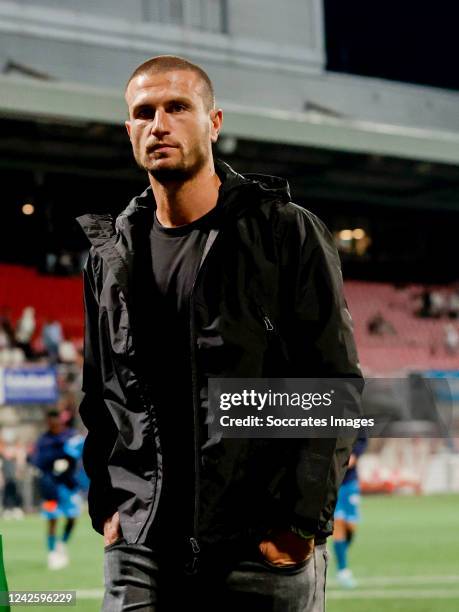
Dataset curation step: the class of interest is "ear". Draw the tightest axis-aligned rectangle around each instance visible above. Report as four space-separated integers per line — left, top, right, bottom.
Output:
210 109 223 143
125 120 132 139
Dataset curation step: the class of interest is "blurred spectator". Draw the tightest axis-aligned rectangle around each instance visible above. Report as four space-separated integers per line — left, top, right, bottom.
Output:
58 340 78 364
0 329 10 352
0 429 25 520
0 347 25 367
0 313 26 365
367 312 397 336
418 287 459 319
444 323 459 354
430 290 446 317
448 291 459 319
0 315 14 350
418 288 432 318
57 253 73 275
58 393 78 429
46 251 82 276
15 306 36 359
42 319 63 364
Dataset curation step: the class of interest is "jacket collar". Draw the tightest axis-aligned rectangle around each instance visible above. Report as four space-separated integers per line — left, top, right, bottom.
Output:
76 158 292 246
76 159 291 299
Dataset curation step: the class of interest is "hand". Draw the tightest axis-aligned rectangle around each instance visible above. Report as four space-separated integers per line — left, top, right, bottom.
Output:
103 511 122 547
259 529 315 567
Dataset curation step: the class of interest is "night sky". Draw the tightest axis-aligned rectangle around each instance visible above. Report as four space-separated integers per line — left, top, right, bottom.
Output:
324 1 459 91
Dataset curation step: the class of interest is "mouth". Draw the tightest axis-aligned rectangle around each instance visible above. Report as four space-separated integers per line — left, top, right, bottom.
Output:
148 144 176 153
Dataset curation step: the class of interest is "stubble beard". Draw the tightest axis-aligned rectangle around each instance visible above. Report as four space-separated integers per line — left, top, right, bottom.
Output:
137 144 209 184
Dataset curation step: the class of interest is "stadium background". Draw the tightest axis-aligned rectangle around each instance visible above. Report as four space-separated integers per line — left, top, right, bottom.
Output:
0 1 458 610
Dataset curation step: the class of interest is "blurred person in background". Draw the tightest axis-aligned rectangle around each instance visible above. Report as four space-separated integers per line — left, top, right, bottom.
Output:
28 409 83 570
61 432 88 499
41 319 63 364
418 288 433 318
78 55 361 611
59 394 89 496
444 323 459 354
15 306 36 359
333 435 367 588
58 340 78 364
430 290 446 318
447 289 459 319
0 314 14 351
0 315 17 367
58 393 78 429
0 429 25 520
367 311 396 336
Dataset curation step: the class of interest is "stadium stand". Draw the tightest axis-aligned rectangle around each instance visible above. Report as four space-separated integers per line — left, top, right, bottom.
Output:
0 265 83 343
2 265 459 375
345 281 459 374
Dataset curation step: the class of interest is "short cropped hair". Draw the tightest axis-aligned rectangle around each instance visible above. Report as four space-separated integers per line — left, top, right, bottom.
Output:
125 55 215 111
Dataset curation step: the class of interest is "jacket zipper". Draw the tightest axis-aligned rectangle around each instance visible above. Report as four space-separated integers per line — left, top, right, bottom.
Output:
186 228 219 573
254 297 274 332
125 301 164 545
112 242 164 546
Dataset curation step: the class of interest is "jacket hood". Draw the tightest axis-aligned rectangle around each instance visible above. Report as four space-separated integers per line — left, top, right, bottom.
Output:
215 158 292 206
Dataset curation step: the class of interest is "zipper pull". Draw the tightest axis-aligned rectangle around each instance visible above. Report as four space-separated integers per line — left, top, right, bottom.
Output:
254 297 274 331
190 537 200 555
186 537 200 575
263 316 274 331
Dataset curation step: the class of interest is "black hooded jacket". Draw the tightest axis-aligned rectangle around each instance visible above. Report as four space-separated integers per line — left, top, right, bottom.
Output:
77 159 362 554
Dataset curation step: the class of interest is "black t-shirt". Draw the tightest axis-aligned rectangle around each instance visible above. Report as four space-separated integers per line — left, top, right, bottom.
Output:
150 209 212 367
149 204 219 540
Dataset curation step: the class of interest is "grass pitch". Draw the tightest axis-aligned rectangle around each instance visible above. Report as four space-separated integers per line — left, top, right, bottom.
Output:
0 494 458 611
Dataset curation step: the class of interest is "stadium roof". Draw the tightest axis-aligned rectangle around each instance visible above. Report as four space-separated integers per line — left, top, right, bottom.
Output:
2 74 459 167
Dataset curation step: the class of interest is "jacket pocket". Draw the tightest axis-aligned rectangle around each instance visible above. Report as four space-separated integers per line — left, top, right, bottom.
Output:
103 537 125 552
255 543 314 575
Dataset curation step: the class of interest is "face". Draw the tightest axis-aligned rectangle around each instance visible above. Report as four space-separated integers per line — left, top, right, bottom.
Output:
125 70 222 182
47 415 62 434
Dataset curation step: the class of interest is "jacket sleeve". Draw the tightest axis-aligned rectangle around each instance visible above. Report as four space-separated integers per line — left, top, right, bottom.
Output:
278 205 364 537
79 251 118 535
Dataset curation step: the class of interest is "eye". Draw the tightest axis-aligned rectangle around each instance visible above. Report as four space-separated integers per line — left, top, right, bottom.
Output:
170 102 186 112
136 107 154 119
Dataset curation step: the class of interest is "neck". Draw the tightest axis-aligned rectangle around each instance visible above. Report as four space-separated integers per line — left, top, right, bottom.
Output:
150 162 221 228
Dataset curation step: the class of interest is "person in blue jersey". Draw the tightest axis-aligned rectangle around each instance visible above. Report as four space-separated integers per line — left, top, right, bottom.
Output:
333 435 368 588
64 432 89 495
28 409 84 570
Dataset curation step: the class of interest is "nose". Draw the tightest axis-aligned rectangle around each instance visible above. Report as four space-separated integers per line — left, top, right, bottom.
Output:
151 109 170 138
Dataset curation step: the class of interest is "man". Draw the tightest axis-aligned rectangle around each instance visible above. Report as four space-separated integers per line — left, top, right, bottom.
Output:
333 435 367 588
28 410 83 570
77 55 362 611
0 430 25 520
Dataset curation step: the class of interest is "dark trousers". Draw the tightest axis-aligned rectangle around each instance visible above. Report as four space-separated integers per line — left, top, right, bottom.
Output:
103 537 328 612
3 480 22 509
